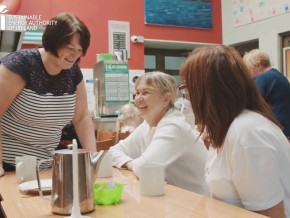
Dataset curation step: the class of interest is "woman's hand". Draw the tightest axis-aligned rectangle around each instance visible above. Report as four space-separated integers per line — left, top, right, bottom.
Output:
0 165 4 177
125 161 133 171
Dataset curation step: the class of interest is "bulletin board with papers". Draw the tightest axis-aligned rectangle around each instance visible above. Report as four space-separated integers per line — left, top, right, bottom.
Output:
103 63 130 102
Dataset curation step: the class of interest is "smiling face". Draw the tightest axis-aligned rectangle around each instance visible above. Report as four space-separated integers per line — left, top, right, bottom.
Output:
134 80 171 127
55 34 83 70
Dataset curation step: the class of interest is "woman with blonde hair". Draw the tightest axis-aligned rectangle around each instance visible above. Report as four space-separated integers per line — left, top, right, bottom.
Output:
180 44 290 217
109 71 209 195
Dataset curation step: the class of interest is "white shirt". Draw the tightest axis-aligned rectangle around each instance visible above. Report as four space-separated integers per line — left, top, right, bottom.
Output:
206 110 290 217
109 109 209 195
120 125 136 133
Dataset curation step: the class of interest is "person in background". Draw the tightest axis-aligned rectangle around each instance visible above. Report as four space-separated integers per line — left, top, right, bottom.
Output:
109 71 209 195
0 12 96 177
116 103 143 133
243 49 290 141
174 83 195 128
180 44 290 217
56 122 82 150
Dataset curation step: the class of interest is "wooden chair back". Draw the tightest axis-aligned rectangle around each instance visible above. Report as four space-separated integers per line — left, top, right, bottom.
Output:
96 139 115 151
118 131 130 141
96 130 117 151
95 130 130 151
97 130 117 141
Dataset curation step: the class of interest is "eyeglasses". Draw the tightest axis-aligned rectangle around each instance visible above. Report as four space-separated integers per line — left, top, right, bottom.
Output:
178 83 188 95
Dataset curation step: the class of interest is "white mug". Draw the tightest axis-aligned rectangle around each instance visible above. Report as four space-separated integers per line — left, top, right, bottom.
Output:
96 151 113 178
139 163 165 196
15 155 37 183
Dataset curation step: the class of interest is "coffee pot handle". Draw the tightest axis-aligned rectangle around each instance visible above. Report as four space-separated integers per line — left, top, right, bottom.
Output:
36 159 53 197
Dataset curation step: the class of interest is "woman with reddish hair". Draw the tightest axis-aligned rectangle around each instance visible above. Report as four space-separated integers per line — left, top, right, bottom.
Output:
180 44 290 217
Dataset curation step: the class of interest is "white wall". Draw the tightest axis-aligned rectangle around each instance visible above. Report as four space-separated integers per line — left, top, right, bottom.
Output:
222 0 290 70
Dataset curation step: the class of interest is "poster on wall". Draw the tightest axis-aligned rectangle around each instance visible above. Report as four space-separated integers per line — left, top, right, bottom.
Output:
104 63 130 102
233 0 290 27
144 0 212 29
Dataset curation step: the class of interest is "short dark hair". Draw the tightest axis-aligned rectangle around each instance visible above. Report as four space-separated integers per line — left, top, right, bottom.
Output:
42 13 90 60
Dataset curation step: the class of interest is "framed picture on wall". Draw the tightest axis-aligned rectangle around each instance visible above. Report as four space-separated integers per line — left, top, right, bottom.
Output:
283 47 290 80
144 0 212 29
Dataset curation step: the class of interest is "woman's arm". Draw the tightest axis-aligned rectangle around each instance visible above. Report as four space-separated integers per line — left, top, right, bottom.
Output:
0 125 4 177
255 201 285 218
0 64 26 176
109 124 145 168
72 80 96 152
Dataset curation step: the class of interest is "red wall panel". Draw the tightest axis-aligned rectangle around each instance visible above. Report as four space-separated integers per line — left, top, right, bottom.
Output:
15 0 222 69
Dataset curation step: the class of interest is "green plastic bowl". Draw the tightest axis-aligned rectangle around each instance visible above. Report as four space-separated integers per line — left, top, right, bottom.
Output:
93 182 124 205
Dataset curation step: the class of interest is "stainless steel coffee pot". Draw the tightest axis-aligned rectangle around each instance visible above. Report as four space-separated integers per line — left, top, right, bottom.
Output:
50 149 105 215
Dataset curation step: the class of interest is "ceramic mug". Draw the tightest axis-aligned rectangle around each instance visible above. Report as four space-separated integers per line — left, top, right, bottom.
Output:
139 163 165 196
15 155 37 183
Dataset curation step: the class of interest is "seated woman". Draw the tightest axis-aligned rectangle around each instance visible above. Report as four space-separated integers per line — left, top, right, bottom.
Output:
180 44 290 217
109 71 209 195
116 103 143 133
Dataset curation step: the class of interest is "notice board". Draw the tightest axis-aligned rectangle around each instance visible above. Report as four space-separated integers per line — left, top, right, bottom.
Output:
103 62 129 102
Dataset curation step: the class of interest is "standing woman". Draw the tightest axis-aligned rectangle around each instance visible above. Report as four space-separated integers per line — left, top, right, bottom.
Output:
109 71 209 195
0 13 96 177
180 45 290 217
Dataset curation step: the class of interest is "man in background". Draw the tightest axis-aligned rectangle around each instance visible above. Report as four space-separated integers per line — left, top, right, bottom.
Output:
243 49 290 141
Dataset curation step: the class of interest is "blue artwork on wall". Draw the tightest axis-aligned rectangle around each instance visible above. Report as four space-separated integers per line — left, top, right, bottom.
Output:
145 0 212 29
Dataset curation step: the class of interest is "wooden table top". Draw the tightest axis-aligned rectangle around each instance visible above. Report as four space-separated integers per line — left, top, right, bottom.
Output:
0 168 268 218
0 168 52 201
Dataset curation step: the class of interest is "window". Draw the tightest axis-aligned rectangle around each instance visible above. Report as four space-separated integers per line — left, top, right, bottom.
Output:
144 48 189 76
165 56 185 70
145 55 156 69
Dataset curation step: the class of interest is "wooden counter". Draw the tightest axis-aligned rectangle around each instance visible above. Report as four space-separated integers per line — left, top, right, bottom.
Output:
0 168 268 218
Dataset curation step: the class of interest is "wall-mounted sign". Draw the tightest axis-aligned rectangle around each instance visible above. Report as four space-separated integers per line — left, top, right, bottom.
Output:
104 63 130 102
108 20 130 58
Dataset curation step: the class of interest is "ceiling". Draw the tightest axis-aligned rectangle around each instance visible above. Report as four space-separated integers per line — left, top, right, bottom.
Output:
144 39 259 54
144 39 217 50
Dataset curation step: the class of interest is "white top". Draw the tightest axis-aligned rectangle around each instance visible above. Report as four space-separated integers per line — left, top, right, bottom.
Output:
120 125 136 133
206 110 290 217
109 109 209 195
